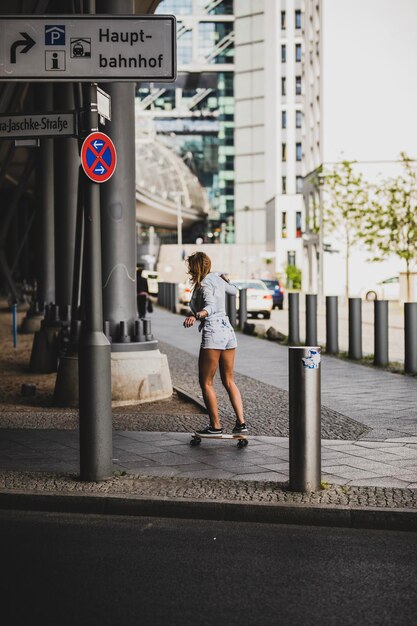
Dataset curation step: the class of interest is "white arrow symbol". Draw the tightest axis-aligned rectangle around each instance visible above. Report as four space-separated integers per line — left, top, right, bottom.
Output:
94 164 105 174
93 140 104 150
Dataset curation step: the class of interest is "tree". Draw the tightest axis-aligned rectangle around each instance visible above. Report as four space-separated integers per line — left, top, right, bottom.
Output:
360 152 417 301
320 160 369 299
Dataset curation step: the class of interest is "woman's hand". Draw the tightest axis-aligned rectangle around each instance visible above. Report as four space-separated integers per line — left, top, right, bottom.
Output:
183 315 196 328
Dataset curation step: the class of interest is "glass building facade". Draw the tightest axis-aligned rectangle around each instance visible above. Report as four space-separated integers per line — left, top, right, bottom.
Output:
136 0 235 244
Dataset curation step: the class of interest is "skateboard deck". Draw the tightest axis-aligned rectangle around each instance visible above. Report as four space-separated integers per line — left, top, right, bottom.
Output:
190 432 249 448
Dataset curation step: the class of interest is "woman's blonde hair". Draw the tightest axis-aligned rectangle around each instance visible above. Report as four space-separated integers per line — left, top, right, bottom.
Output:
186 252 211 288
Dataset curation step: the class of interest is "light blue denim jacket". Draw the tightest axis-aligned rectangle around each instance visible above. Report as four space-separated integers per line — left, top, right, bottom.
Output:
189 272 237 321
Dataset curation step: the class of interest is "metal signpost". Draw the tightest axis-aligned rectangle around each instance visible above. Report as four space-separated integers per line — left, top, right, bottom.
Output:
0 12 176 482
0 16 176 82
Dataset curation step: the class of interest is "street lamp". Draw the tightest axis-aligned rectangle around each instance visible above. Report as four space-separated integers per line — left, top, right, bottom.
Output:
172 190 185 258
244 205 250 279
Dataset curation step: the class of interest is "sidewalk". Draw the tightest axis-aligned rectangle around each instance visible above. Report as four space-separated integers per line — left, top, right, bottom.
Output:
0 305 416 530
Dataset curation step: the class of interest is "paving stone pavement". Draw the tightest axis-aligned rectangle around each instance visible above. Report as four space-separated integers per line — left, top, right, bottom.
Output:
152 306 417 441
0 305 416 513
1 430 417 490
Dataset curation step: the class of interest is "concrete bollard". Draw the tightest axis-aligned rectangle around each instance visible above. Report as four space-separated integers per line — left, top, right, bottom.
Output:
289 346 321 492
288 292 300 345
227 293 237 328
172 283 179 313
325 296 339 354
405 303 417 374
348 298 362 360
374 300 389 367
238 288 247 331
305 294 317 346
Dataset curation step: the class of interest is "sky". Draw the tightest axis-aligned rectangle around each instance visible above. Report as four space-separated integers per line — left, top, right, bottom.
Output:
322 0 417 166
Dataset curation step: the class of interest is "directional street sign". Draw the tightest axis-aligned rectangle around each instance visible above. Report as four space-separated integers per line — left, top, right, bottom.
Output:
81 131 117 183
0 15 176 82
0 112 76 139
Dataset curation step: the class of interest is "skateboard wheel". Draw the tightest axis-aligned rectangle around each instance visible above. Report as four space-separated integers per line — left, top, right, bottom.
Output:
237 439 248 449
190 437 201 446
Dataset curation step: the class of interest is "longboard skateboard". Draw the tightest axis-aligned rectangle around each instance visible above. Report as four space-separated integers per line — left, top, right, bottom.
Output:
190 433 249 448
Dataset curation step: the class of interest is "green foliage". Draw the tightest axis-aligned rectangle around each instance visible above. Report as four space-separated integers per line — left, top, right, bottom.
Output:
320 160 369 298
285 264 302 289
359 152 417 299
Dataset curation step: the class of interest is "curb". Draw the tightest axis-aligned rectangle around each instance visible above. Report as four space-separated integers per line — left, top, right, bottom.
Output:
173 385 207 412
1 490 416 532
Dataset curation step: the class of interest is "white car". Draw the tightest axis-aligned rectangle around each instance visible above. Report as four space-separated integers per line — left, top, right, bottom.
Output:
360 276 400 301
142 270 159 296
178 282 193 305
232 279 273 319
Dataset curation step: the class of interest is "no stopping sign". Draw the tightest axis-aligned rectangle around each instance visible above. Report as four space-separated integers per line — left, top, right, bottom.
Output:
81 131 117 183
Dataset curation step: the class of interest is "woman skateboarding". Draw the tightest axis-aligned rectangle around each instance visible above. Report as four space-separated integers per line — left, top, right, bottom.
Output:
183 251 247 437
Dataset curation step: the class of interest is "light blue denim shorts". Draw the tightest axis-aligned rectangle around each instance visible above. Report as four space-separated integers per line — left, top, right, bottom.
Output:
201 317 237 350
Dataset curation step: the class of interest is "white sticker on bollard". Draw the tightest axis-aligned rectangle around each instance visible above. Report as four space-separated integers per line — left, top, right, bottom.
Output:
302 349 321 369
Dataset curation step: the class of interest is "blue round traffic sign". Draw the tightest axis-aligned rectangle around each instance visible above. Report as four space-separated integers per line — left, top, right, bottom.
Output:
81 131 117 183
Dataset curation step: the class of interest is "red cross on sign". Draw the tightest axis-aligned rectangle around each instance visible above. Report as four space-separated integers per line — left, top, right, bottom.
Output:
80 131 117 183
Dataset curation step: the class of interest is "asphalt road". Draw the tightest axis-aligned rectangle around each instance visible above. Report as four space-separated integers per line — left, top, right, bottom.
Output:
1 510 416 626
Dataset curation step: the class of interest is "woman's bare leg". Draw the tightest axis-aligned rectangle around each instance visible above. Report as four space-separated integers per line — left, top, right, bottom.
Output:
219 349 244 423
198 348 222 428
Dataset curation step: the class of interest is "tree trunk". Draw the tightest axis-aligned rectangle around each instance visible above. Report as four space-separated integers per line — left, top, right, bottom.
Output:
406 259 410 301
345 240 350 301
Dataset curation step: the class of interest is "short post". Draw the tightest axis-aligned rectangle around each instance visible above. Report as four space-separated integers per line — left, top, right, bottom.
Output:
405 303 417 374
238 288 247 331
374 300 389 367
12 303 17 349
305 294 317 346
227 293 237 329
325 296 339 354
289 346 321 492
288 292 300 345
172 283 178 313
348 297 362 360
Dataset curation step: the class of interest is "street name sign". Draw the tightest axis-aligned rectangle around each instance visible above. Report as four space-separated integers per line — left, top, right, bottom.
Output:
0 112 76 138
0 15 176 82
81 131 117 183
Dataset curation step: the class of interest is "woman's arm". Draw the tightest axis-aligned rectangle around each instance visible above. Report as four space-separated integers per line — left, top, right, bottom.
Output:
220 273 237 296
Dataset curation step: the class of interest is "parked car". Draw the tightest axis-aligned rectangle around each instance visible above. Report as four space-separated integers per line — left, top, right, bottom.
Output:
178 281 193 305
142 270 159 296
233 279 273 319
360 276 400 301
260 279 285 310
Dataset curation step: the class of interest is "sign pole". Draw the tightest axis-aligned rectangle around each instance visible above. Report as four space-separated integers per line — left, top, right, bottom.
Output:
78 81 113 482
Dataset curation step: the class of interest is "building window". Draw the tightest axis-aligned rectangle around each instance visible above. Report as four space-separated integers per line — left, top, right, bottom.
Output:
295 9 302 29
296 110 302 128
281 10 286 30
282 176 287 194
295 76 302 95
281 44 286 63
296 143 302 161
295 211 302 237
281 77 286 96
296 176 303 194
295 43 302 62
282 143 287 162
287 250 296 266
281 212 287 238
281 110 287 129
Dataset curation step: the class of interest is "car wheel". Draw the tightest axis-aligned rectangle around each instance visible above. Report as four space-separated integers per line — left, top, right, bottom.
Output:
263 312 271 319
365 290 378 301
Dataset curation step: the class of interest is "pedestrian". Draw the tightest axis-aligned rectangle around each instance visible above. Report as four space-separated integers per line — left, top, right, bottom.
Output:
183 251 247 437
136 265 149 318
